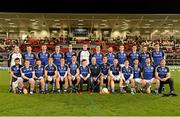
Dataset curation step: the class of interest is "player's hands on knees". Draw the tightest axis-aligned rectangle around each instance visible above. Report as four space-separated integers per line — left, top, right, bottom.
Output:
83 77 87 81
161 78 168 81
93 77 96 81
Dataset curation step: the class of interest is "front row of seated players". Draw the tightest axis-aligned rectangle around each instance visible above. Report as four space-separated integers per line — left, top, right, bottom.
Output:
10 56 176 95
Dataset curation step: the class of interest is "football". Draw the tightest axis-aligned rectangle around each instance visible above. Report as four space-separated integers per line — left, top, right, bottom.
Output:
102 88 109 94
47 76 53 82
23 88 28 94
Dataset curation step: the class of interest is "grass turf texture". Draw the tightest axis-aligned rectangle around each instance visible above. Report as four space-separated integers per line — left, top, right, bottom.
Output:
0 69 180 116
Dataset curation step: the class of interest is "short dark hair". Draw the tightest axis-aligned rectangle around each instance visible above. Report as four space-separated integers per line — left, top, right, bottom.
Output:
24 59 29 62
103 56 107 58
154 43 159 46
82 59 87 62
36 59 41 61
26 45 32 48
15 58 20 61
143 45 147 48
124 59 129 62
160 58 165 62
133 58 139 61
146 57 151 61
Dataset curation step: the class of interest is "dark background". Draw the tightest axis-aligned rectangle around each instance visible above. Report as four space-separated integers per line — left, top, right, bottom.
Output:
0 0 180 13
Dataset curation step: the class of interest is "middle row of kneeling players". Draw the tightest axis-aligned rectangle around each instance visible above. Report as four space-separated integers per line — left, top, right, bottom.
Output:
13 56 160 95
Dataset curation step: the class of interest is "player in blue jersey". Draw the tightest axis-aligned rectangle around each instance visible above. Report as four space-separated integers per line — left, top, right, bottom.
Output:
132 58 143 91
56 58 69 93
10 58 23 94
109 59 122 93
152 43 165 66
68 56 80 93
155 59 176 95
64 44 77 64
22 46 36 66
44 57 57 93
89 57 101 93
20 60 35 95
92 45 103 65
116 45 127 67
129 45 140 66
106 47 116 65
139 46 151 67
51 45 64 66
34 59 45 93
38 45 50 66
99 56 111 93
141 57 159 94
121 60 135 94
79 59 91 93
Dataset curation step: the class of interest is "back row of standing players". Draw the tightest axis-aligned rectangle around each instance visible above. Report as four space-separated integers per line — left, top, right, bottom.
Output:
9 43 175 94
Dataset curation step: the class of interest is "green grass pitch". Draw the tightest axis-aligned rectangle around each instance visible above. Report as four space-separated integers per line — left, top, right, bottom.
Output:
0 69 180 116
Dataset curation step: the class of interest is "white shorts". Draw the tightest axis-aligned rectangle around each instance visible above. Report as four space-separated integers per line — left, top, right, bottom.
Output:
60 76 66 82
47 76 53 82
71 75 76 81
113 75 121 81
36 77 43 80
125 79 130 85
134 78 142 83
144 78 155 84
102 74 108 80
12 77 23 90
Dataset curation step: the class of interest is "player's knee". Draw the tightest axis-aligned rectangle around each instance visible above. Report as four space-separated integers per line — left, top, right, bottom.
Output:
141 80 146 86
168 78 173 82
155 79 160 84
76 76 80 80
56 79 60 84
68 76 71 81
65 77 68 82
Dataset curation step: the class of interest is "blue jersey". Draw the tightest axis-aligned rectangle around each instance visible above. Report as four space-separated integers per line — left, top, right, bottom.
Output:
69 62 79 76
21 66 34 79
79 66 90 77
139 52 151 67
106 53 115 64
92 52 103 65
22 52 36 66
51 52 63 65
122 66 133 80
132 65 141 79
57 64 68 76
142 65 155 80
116 51 127 64
11 65 23 82
152 50 164 66
64 50 76 64
45 64 57 76
156 66 170 79
129 51 139 66
38 52 50 66
100 63 110 75
34 65 44 78
110 64 121 76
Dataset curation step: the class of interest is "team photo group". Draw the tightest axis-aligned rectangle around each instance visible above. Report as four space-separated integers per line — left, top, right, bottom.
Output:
9 43 177 95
